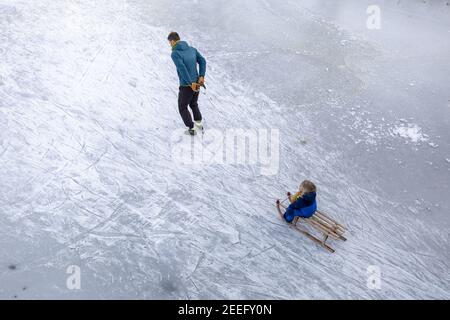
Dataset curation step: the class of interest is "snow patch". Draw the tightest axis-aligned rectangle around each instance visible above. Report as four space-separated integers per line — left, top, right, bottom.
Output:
392 123 428 143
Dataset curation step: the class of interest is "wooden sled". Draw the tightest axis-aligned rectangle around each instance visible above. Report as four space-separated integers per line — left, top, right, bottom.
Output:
276 198 347 253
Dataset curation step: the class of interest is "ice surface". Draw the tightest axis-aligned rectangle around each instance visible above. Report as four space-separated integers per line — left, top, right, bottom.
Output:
0 0 449 299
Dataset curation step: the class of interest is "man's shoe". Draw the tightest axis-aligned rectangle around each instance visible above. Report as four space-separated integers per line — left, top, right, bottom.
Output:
187 127 197 136
194 121 204 132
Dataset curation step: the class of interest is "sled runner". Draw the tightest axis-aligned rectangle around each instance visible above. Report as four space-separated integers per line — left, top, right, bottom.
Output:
276 198 347 253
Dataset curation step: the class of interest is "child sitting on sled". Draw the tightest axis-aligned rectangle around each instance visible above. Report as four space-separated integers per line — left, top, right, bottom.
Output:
283 180 317 223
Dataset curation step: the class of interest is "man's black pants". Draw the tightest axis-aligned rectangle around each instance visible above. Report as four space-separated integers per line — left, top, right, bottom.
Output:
178 86 202 129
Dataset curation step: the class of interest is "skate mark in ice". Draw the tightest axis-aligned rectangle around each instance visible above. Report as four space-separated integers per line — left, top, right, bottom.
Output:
7 265 17 271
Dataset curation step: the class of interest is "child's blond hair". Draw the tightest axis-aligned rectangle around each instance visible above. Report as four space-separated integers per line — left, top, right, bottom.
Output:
292 180 317 201
299 180 316 196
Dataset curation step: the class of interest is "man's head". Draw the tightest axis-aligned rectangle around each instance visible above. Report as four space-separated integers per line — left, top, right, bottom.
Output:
167 32 180 47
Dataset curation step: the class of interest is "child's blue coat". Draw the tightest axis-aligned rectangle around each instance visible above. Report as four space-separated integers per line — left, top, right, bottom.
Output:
284 192 317 223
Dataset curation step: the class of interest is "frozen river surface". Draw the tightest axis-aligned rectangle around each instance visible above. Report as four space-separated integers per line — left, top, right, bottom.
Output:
0 0 449 299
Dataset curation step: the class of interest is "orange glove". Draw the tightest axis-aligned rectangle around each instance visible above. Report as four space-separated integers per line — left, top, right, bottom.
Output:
198 76 205 87
191 83 200 92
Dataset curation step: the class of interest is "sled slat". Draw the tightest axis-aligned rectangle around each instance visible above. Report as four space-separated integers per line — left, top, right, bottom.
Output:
304 218 342 240
311 215 340 232
313 213 345 231
315 211 346 231
311 215 346 238
292 225 335 253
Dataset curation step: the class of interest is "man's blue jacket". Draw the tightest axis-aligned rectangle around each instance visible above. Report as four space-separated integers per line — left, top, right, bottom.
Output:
171 41 206 86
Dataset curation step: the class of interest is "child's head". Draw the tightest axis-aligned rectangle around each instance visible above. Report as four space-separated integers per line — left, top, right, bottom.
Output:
299 180 316 195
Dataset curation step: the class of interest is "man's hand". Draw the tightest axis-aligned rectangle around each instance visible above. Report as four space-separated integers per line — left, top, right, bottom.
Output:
191 82 201 92
198 76 205 87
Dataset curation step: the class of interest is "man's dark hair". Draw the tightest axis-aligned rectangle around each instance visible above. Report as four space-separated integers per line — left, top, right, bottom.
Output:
167 32 180 42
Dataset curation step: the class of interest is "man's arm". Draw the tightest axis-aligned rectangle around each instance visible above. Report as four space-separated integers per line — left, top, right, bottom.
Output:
196 49 206 77
171 52 193 84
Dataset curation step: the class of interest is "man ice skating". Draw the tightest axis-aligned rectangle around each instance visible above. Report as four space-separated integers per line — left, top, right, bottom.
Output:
168 32 206 136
